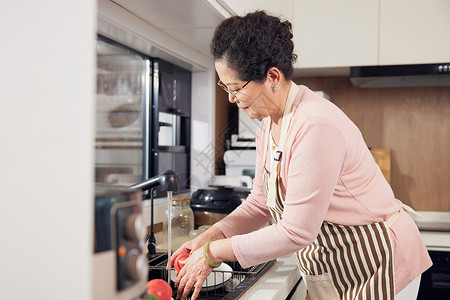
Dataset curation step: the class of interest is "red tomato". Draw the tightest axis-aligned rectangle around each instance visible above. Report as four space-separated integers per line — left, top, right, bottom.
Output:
174 253 190 273
147 279 172 300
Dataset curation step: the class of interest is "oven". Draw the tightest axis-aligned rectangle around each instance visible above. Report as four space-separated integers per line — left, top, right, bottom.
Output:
413 211 450 300
417 250 450 299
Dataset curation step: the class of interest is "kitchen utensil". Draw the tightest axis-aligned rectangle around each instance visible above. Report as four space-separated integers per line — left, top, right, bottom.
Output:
163 196 194 251
190 186 250 226
108 103 140 128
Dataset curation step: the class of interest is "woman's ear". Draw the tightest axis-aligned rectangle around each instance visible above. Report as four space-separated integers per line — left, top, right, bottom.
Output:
266 67 282 85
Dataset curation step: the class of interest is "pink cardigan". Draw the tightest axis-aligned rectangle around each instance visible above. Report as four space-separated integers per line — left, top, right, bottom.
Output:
215 84 431 293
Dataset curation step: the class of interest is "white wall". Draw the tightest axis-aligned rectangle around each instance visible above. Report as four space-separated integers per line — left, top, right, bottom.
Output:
0 1 96 299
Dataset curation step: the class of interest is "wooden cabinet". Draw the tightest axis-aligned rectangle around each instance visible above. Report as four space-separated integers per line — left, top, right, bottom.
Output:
379 0 450 65
292 0 379 68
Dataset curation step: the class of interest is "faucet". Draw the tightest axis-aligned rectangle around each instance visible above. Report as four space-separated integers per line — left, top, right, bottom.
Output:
128 170 180 256
128 170 180 192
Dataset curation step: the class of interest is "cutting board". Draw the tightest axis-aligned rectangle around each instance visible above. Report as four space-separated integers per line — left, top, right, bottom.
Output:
370 148 391 184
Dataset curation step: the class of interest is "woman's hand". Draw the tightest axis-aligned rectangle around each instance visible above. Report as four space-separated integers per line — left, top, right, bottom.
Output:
167 225 225 270
167 235 205 271
174 247 212 300
171 238 236 300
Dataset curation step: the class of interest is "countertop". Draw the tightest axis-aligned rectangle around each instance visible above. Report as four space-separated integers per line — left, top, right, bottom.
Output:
419 230 450 251
239 254 304 300
411 211 450 232
412 211 450 251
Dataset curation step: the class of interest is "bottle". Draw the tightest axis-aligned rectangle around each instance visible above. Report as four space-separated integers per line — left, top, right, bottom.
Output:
164 196 194 251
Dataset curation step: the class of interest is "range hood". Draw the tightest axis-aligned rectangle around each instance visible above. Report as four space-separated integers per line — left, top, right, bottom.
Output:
350 63 450 88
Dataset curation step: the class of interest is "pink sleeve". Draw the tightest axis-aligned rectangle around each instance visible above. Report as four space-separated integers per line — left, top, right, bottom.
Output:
215 120 272 238
231 117 347 268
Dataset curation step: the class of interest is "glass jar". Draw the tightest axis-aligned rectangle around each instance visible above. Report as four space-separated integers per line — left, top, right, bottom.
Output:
164 197 194 251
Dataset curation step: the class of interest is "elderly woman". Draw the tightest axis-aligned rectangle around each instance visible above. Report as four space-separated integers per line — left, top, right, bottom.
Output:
169 11 431 300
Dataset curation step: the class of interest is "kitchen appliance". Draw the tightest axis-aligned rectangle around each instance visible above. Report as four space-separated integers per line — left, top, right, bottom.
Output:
95 37 148 187
229 109 260 149
191 148 254 226
93 170 179 300
223 149 256 179
95 36 191 195
209 175 253 189
93 185 147 300
190 186 250 226
417 251 450 299
410 211 450 299
151 59 191 195
350 63 450 88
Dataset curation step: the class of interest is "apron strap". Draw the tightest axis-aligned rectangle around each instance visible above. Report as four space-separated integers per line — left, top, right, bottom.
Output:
385 203 423 227
402 203 423 218
265 83 300 209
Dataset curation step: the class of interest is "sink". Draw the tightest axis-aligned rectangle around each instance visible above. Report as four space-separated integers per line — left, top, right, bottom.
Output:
148 253 275 299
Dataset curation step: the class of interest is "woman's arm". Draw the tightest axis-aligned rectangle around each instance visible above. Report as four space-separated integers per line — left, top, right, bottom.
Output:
208 238 236 263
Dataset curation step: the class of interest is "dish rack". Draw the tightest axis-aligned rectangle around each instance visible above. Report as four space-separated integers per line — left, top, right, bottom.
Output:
148 253 275 299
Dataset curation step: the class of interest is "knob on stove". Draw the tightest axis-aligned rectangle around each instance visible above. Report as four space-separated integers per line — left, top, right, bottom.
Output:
124 213 146 241
127 250 147 282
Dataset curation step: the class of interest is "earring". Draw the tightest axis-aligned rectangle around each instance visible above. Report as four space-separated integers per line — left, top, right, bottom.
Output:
273 84 281 92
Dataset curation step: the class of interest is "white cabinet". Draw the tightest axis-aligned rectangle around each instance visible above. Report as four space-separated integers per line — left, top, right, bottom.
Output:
292 0 379 68
103 0 450 71
379 0 450 65
218 0 379 69
221 0 450 70
293 0 450 68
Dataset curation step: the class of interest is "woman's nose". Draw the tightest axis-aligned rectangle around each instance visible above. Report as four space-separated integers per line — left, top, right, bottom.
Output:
228 93 238 103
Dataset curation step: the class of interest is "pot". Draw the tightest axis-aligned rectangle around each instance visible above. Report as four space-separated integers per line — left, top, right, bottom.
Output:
190 186 250 226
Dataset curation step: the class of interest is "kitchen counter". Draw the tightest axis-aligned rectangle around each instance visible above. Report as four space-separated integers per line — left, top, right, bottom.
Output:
239 254 305 300
412 211 450 251
419 230 450 251
412 211 450 232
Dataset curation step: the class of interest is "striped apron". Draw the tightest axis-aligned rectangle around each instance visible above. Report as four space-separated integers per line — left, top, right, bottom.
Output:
263 84 395 299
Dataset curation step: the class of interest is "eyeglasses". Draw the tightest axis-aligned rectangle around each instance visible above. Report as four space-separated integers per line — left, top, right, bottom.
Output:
217 80 251 98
